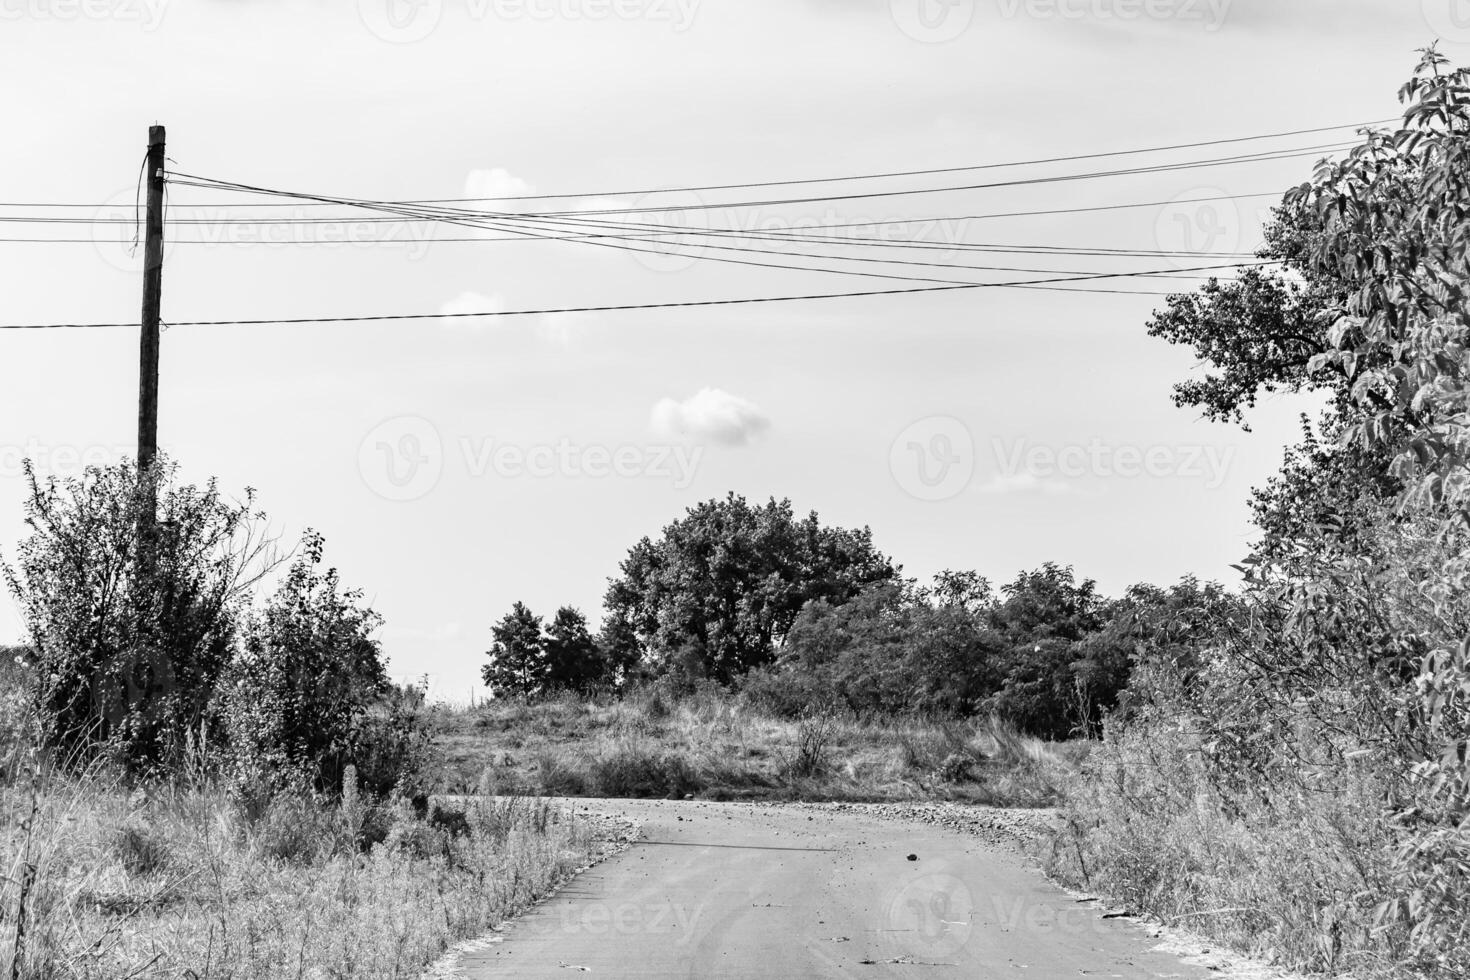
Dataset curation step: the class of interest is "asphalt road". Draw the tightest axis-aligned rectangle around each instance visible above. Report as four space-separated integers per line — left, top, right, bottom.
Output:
459 799 1219 979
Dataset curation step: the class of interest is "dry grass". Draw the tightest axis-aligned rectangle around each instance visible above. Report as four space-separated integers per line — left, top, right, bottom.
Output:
439 692 1083 807
1044 722 1409 978
0 760 598 980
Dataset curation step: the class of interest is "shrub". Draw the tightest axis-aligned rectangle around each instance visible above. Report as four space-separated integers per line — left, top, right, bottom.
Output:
587 742 697 798
3 458 277 768
108 822 171 877
933 752 975 783
779 712 835 780
246 788 352 864
217 532 420 799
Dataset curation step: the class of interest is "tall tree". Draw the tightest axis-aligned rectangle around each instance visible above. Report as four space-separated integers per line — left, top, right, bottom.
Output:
543 606 600 693
604 493 899 683
481 601 545 698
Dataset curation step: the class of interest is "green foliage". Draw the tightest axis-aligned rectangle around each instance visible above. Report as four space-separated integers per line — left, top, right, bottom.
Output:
218 532 420 798
1059 52 1470 977
543 607 604 693
604 493 899 682
482 601 546 697
3 458 275 768
760 566 1200 738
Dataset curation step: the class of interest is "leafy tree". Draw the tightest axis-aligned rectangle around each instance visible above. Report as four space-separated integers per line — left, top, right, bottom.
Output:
764 576 1004 719
543 606 602 693
3 457 276 767
482 601 545 697
604 493 898 683
1272 50 1470 963
217 531 393 796
595 612 644 689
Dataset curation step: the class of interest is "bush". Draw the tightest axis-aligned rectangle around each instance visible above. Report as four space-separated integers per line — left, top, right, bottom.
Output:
217 532 426 799
108 822 172 877
780 712 835 779
587 742 697 798
3 459 277 768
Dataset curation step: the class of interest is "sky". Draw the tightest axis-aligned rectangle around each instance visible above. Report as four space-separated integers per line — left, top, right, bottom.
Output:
1 0 1465 701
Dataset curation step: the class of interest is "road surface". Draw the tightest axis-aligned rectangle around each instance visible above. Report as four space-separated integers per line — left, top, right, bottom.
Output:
459 799 1219 979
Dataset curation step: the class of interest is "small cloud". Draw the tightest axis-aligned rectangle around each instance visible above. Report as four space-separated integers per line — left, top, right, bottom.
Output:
440 291 505 330
651 388 771 447
536 310 601 349
464 168 534 201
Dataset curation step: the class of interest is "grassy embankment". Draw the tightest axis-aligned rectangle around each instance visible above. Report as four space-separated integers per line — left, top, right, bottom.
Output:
436 689 1085 806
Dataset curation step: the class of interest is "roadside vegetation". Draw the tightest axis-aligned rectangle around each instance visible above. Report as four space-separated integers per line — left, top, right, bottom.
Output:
438 692 1082 806
0 465 599 980
1042 50 1470 980
3 48 1467 980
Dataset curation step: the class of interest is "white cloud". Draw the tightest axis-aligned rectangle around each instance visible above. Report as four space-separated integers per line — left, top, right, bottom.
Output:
651 388 771 447
463 168 535 201
535 310 601 349
439 291 505 330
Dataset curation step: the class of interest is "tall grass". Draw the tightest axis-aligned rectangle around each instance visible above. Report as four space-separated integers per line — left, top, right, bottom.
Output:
1046 720 1412 978
0 758 595 979
439 692 1081 806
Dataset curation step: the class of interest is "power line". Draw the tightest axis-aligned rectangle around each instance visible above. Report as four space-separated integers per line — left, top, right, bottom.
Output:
1 140 1331 228
454 208 1275 284
0 117 1388 211
0 191 1287 241
162 141 1348 222
0 263 1265 330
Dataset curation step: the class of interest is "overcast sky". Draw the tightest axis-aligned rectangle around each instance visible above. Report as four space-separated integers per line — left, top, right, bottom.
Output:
1 0 1464 699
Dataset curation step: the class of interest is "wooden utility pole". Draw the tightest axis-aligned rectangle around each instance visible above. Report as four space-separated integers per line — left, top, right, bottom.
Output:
138 124 165 477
